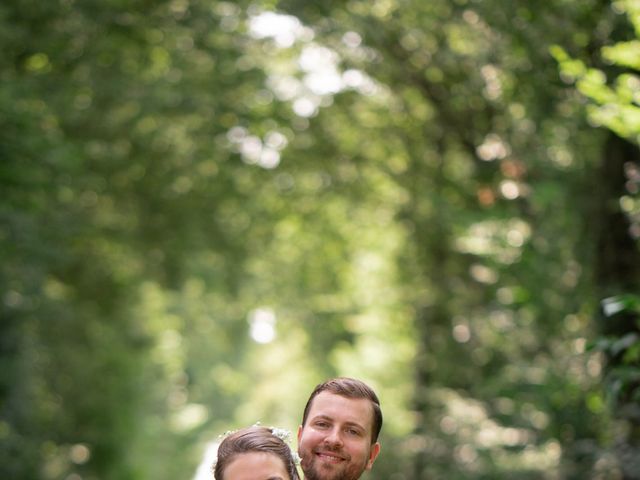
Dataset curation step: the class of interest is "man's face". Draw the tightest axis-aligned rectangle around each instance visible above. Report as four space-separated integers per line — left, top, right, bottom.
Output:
297 391 381 480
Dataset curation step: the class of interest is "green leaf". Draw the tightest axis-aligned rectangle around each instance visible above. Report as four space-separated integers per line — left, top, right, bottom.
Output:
602 294 640 316
602 40 640 70
610 333 640 356
623 342 640 364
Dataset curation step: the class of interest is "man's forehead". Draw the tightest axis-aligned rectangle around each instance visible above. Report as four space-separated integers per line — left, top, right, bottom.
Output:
308 391 374 427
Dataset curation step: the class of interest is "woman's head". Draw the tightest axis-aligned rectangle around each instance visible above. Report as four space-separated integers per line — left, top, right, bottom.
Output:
213 426 300 480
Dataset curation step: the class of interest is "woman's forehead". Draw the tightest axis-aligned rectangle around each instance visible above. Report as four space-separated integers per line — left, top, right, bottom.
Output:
224 451 288 480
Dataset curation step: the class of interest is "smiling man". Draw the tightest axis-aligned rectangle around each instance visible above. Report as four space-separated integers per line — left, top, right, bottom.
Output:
297 378 382 480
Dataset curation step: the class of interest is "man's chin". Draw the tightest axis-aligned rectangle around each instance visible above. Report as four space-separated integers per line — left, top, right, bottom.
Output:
312 464 364 480
301 454 364 480
304 464 343 480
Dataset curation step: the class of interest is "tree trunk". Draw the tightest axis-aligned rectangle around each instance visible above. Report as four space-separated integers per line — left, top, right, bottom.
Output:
594 132 640 479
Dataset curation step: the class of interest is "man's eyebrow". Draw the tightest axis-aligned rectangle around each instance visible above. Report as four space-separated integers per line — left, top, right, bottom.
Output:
267 477 284 480
311 414 333 421
311 415 366 430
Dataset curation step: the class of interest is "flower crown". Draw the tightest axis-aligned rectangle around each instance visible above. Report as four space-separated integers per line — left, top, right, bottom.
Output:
214 422 301 467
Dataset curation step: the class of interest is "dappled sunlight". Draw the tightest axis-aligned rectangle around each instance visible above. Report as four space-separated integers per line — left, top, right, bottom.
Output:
455 218 531 263
247 307 277 344
226 126 288 169
170 403 209 433
476 133 510 161
299 44 343 95
430 389 563 473
480 64 503 100
469 263 498 284
41 443 92 480
248 11 314 47
342 69 378 95
248 10 381 120
267 74 303 101
451 323 471 343
69 444 91 465
499 179 523 199
292 96 320 117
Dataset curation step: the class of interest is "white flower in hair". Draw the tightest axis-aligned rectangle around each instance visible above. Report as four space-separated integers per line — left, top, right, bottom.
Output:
270 427 291 442
268 426 301 466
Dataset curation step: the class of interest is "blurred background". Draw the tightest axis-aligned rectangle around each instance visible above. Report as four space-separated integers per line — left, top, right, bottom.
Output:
2 0 640 479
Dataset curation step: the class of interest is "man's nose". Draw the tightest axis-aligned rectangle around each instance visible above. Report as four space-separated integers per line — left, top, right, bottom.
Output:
324 428 343 448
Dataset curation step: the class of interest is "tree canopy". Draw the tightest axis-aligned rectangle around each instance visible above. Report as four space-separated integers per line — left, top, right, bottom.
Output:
1 1 639 479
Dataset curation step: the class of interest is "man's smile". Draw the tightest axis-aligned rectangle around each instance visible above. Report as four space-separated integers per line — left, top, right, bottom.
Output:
315 451 347 463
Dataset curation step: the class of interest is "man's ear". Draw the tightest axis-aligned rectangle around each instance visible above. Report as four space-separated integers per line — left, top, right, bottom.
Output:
297 424 303 443
365 442 381 470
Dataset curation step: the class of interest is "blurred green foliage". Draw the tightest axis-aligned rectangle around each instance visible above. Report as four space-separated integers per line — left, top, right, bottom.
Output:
553 3 640 476
1 0 639 479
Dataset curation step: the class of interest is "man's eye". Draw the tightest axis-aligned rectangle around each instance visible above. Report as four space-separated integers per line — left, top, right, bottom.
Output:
346 429 360 436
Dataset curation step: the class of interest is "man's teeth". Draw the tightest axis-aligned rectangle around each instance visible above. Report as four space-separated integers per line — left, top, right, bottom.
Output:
318 453 343 461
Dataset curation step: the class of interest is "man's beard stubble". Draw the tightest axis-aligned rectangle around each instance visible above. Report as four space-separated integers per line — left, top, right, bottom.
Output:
300 454 368 480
